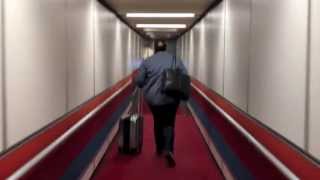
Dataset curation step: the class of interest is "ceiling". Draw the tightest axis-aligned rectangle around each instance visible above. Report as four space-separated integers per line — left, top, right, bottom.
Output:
103 0 218 40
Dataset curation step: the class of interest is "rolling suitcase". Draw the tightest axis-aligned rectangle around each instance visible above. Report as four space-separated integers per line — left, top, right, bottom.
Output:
118 89 143 154
118 114 143 154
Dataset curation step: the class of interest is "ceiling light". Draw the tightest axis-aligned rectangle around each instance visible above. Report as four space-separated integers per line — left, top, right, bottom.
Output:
136 24 187 29
127 13 195 18
144 28 178 32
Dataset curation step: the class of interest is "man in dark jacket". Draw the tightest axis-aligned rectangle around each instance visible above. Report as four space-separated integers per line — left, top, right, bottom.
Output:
135 41 188 167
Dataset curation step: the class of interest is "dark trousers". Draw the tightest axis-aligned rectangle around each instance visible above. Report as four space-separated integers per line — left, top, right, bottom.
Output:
149 103 179 153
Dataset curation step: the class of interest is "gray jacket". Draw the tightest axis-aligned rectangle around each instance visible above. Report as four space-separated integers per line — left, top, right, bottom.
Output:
135 51 188 106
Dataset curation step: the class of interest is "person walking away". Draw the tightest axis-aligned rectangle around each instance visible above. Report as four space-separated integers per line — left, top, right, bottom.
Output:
135 41 188 167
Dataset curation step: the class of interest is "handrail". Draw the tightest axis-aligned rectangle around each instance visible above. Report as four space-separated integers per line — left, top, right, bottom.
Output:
187 103 235 180
7 80 132 180
191 83 299 180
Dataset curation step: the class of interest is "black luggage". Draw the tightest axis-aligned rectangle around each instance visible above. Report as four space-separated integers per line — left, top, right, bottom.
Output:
118 89 143 154
118 114 143 154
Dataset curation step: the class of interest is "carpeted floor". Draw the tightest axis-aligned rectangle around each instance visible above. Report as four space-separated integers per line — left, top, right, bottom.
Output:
92 104 224 180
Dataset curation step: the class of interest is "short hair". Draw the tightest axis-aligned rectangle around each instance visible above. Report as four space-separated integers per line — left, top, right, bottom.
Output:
155 41 167 52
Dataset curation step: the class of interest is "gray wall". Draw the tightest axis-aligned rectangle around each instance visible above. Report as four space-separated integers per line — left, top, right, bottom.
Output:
0 0 3 151
0 0 144 151
166 40 177 55
249 0 308 149
67 0 95 111
5 0 69 148
309 0 320 159
224 0 250 111
177 0 319 159
178 3 225 95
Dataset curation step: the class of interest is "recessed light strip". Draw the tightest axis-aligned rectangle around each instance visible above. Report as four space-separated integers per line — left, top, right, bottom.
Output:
144 28 178 32
127 13 195 18
136 24 187 29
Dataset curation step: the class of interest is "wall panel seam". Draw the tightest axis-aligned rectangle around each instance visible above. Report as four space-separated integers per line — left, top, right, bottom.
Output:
304 0 312 151
222 0 227 96
1 0 7 149
246 0 254 114
64 0 70 112
92 0 96 96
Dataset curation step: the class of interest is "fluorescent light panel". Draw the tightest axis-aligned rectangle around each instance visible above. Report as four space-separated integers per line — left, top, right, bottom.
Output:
127 13 195 18
136 24 187 29
144 28 178 32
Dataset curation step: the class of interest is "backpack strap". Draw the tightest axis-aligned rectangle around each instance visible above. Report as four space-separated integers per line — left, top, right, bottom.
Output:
171 55 177 69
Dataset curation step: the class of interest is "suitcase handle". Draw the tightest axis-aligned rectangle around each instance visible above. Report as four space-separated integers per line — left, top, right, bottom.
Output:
138 88 143 115
130 88 143 116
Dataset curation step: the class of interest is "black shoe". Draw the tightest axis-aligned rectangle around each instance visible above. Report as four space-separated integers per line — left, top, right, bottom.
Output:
165 152 176 168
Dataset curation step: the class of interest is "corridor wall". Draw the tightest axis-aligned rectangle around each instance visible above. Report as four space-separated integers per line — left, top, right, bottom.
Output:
94 3 117 94
0 0 144 151
249 0 308 150
224 0 250 111
178 3 225 96
0 0 3 151
67 0 95 111
5 0 69 149
309 0 320 159
166 40 177 55
177 0 319 159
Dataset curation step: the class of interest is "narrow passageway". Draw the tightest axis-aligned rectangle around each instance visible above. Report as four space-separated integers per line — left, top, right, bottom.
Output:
1 0 320 179
92 103 224 180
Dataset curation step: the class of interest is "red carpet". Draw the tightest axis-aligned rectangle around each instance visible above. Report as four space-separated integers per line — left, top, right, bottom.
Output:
93 105 224 180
